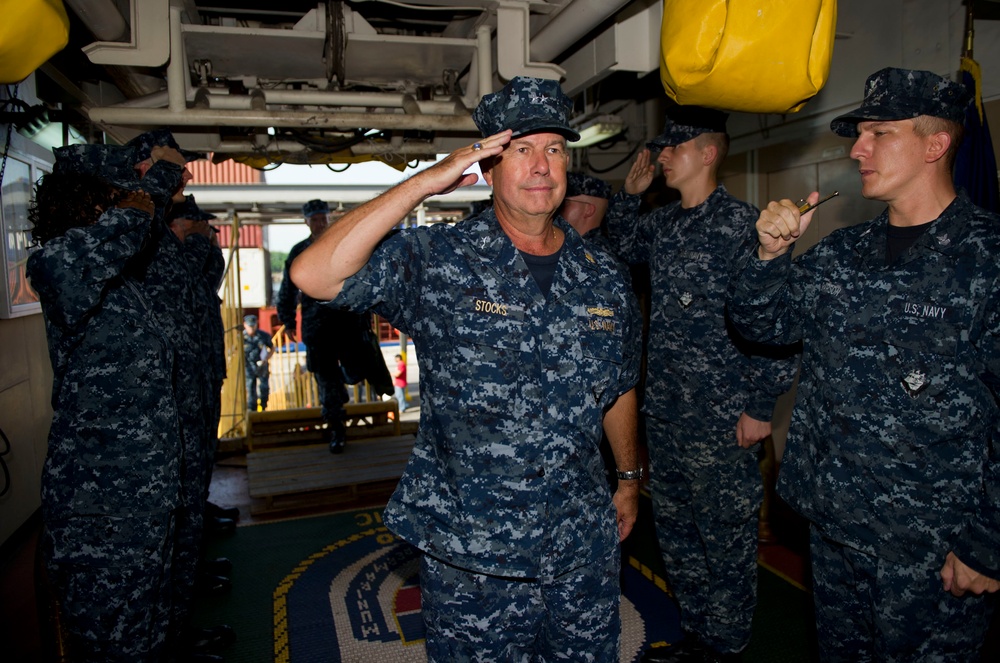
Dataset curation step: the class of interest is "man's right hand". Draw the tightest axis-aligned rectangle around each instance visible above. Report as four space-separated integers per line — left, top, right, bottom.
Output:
149 145 187 168
940 551 1000 597
624 149 656 196
414 130 512 198
116 190 154 216
756 192 819 260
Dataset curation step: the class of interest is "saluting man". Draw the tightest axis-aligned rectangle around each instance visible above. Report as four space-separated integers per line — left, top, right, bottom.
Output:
289 76 643 661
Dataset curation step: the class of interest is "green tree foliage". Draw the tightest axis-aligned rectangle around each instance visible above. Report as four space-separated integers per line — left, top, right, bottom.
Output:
270 250 288 275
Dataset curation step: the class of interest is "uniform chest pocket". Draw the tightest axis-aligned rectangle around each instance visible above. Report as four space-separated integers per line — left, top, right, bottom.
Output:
882 318 964 402
885 319 960 357
449 309 525 416
578 308 625 407
673 249 728 290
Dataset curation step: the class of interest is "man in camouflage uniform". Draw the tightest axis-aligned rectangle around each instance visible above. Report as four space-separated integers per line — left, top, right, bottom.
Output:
242 314 273 411
276 199 385 453
119 131 237 657
728 67 1000 660
560 171 612 241
289 76 643 661
168 195 226 482
29 147 185 663
166 196 234 592
605 106 799 662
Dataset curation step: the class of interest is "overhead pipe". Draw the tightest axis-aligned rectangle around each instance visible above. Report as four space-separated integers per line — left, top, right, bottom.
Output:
88 106 479 131
64 0 127 42
476 24 493 100
529 0 633 63
495 2 564 81
167 5 187 113
263 90 410 108
111 90 170 108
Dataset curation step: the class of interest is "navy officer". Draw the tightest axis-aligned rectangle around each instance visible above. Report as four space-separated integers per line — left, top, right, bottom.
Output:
290 76 642 661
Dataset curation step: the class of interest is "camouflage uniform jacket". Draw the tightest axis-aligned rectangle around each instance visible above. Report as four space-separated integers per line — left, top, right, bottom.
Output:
242 329 273 372
728 195 1000 578
332 209 642 578
185 234 227 385
605 185 798 430
27 206 181 517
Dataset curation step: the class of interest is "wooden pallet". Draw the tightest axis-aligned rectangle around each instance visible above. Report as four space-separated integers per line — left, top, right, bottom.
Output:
247 400 403 451
246 433 415 514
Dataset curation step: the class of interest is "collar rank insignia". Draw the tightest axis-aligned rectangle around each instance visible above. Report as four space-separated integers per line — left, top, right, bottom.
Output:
901 370 928 397
679 292 694 308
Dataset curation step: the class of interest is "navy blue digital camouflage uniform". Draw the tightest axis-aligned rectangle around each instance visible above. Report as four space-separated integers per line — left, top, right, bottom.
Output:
171 195 225 465
242 323 273 411
332 199 641 659
183 217 226 480
28 158 182 662
728 67 1000 662
105 131 219 647
152 194 231 644
605 181 798 654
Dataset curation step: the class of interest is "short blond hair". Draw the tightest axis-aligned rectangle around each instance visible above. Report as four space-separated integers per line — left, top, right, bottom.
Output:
911 115 964 173
695 132 730 175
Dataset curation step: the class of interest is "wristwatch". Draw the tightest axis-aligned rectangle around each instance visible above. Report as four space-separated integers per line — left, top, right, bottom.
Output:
616 467 643 481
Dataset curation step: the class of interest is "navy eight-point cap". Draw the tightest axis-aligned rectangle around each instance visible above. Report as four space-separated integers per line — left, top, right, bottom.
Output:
472 76 581 142
830 67 972 138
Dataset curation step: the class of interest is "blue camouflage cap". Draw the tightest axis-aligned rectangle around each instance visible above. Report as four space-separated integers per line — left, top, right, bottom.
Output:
472 76 580 141
52 144 142 191
168 195 217 223
647 105 729 150
244 314 258 325
830 67 972 137
126 128 205 163
565 172 611 200
302 199 330 218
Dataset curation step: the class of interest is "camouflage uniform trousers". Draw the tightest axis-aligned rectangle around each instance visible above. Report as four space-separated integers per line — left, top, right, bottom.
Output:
245 365 270 411
810 527 996 662
203 377 224 488
645 416 761 654
169 385 212 643
43 510 176 663
419 546 621 663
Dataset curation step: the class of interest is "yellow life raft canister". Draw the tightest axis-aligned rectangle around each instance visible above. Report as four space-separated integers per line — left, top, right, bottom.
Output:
0 0 70 84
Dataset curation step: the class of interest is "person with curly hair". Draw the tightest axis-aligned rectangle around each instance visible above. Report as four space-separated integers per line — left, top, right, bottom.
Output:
27 164 184 663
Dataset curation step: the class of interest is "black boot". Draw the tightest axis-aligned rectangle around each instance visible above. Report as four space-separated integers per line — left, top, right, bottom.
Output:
206 502 240 521
327 421 346 454
202 557 233 576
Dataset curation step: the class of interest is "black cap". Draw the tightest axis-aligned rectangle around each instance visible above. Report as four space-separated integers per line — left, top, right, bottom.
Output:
302 199 330 218
647 105 729 150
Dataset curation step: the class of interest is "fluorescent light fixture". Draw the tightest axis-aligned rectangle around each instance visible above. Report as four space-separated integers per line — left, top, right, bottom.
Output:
570 115 625 148
15 107 86 151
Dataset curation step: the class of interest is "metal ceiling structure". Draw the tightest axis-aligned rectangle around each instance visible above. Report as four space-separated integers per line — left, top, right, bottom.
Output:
41 0 663 170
